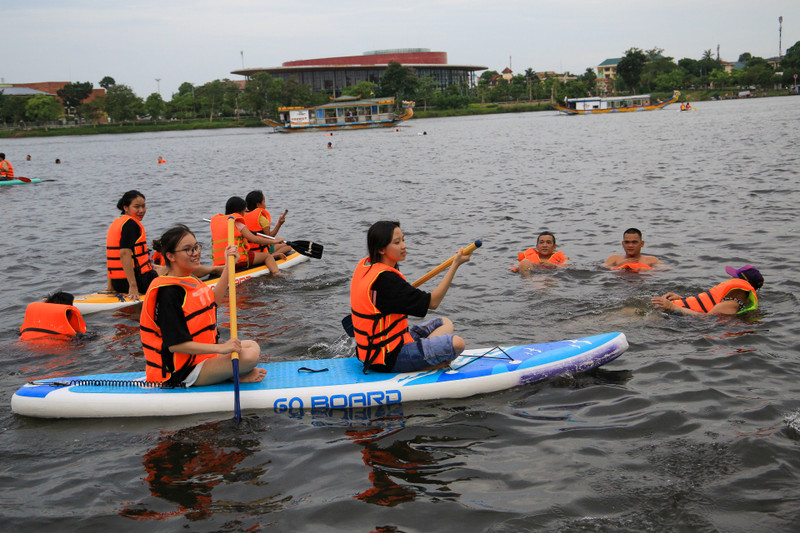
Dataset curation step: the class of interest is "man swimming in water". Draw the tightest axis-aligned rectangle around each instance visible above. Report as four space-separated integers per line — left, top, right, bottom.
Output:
604 228 660 271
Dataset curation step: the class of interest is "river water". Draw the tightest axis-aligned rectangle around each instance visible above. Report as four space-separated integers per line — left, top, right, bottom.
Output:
1 97 799 532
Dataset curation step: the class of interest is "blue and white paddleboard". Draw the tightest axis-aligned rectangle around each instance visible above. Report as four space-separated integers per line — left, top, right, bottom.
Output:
11 332 628 419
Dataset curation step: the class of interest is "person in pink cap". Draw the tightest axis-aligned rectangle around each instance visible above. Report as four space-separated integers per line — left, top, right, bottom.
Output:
651 265 763 316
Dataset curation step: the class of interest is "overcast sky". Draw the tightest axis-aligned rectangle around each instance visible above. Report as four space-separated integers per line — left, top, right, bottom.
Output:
4 0 798 98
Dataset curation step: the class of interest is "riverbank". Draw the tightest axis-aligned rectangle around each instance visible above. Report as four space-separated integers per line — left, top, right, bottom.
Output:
2 89 795 138
0 118 264 138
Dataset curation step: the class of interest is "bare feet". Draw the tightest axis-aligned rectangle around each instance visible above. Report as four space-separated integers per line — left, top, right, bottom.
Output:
239 367 267 383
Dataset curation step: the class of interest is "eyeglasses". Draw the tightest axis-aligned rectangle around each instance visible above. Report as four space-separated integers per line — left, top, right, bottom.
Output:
174 244 202 255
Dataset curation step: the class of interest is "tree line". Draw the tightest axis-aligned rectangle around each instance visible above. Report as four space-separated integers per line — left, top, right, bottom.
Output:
2 42 799 127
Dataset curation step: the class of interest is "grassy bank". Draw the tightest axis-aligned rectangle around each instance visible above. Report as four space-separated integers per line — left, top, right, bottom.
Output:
0 118 265 138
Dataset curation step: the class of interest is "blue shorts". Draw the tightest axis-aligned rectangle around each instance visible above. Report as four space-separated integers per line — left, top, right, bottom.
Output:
391 317 457 372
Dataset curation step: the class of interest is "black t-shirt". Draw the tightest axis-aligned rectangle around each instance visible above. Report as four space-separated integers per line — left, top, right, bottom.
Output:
154 285 194 349
368 270 431 370
119 218 142 252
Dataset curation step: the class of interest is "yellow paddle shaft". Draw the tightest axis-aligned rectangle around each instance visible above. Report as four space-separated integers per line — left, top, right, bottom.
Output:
227 217 239 361
411 241 481 288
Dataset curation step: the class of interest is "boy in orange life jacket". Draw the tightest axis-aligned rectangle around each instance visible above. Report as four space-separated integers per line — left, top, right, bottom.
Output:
652 265 763 316
604 227 660 271
512 231 568 274
209 196 285 275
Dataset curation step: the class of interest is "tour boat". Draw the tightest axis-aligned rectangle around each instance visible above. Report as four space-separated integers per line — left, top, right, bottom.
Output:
554 90 680 115
264 96 414 132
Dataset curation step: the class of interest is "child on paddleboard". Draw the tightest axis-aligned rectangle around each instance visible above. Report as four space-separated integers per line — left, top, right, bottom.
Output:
209 196 285 275
140 225 266 387
349 220 470 373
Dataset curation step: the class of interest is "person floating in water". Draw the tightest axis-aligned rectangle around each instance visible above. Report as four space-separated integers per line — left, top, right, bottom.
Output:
651 265 763 316
512 231 568 274
20 291 87 341
604 228 660 271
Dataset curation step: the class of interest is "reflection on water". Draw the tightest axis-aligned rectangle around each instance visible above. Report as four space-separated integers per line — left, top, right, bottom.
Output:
1 97 800 531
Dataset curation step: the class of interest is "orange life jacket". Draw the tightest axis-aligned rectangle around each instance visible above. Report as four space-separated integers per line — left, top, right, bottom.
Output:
106 215 154 279
210 213 249 267
19 302 86 340
152 250 164 266
0 160 14 178
350 258 415 370
672 278 758 314
243 208 271 252
140 275 218 382
517 248 568 264
612 262 653 271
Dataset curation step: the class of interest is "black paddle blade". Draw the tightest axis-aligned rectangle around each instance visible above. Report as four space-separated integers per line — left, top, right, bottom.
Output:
342 315 355 337
286 240 323 259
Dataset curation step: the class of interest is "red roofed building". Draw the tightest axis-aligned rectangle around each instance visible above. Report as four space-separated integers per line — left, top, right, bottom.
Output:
233 48 485 93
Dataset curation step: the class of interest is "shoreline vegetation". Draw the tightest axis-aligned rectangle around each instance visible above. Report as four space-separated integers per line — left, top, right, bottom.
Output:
1 89 794 139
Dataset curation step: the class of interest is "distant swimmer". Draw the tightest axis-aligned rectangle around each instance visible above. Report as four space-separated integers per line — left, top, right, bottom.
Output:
652 265 763 316
512 231 568 274
55 158 61 164
0 153 14 178
327 142 332 149
157 157 166 164
604 228 660 271
26 154 31 161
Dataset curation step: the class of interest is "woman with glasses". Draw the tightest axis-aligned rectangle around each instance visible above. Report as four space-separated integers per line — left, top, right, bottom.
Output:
140 224 266 387
106 190 164 300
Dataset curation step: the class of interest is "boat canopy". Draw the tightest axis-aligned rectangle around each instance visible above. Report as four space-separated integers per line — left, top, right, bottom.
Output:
566 94 652 111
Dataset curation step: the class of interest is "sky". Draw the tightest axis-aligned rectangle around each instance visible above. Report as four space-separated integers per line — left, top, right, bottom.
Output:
4 0 799 99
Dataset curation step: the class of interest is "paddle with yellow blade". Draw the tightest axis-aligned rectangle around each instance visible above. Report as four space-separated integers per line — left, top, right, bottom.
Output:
341 240 482 337
227 217 242 423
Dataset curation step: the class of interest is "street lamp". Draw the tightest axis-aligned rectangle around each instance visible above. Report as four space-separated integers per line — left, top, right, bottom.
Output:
155 78 161 95
779 16 783 59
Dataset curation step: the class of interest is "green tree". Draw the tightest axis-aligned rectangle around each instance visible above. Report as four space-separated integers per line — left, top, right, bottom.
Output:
342 80 378 99
1 95 30 126
25 94 63 128
616 48 648 93
579 68 597 94
56 81 93 118
378 61 419 101
738 52 752 63
195 79 226 121
243 72 280 119
105 84 143 121
280 76 313 107
413 75 437 110
99 76 116 90
780 40 800 86
654 70 685 91
144 92 165 119
82 95 107 125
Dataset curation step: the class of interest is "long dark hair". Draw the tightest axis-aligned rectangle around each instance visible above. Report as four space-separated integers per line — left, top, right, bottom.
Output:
245 190 265 211
367 220 400 264
116 190 145 214
156 225 194 268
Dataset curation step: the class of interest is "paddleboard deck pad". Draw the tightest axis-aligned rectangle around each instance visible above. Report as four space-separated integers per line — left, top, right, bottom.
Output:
12 332 628 418
73 251 310 315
